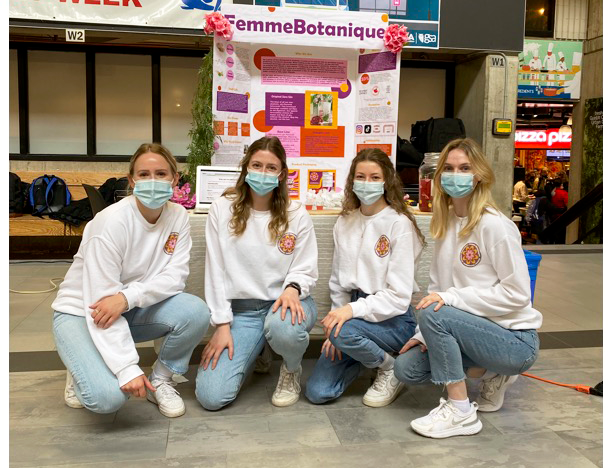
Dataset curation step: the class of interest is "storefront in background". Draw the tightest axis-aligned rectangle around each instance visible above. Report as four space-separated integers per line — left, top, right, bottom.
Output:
514 127 572 177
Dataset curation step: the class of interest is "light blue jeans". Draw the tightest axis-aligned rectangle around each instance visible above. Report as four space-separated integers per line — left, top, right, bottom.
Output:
195 296 317 411
53 293 210 414
305 290 416 404
394 304 539 386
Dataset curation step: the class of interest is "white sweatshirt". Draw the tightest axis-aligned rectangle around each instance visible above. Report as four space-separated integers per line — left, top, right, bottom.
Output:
52 196 192 386
329 206 423 322
205 195 318 326
412 207 542 344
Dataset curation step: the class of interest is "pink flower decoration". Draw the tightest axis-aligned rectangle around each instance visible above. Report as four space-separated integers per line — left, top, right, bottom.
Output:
171 183 196 209
384 24 408 53
204 12 234 41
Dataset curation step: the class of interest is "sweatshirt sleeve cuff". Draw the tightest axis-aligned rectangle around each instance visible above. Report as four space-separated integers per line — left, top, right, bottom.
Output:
438 291 455 308
411 331 426 346
121 288 139 311
211 310 234 327
116 365 144 388
349 300 367 319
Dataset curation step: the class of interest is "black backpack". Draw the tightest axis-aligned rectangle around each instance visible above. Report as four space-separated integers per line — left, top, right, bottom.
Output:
28 174 72 216
9 172 30 215
410 118 466 153
396 136 425 168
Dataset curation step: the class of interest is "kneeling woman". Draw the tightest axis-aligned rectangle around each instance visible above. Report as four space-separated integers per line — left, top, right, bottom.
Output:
394 138 542 438
53 143 210 418
196 136 318 409
305 148 424 407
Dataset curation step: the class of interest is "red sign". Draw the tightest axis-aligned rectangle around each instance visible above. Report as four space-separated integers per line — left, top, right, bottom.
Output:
515 129 572 149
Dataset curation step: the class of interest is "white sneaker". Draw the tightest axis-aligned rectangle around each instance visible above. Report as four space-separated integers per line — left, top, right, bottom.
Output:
146 378 186 418
64 372 84 409
476 374 519 412
362 368 404 407
254 343 273 374
271 363 301 407
411 398 483 439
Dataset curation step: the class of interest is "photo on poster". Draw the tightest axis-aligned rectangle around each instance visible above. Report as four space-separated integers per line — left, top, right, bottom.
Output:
304 91 338 129
308 169 336 192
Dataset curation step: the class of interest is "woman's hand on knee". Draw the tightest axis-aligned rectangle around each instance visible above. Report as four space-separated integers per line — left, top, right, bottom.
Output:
321 305 353 339
416 293 444 311
399 338 427 354
321 338 342 361
200 324 233 371
272 287 304 325
121 374 155 398
90 293 128 329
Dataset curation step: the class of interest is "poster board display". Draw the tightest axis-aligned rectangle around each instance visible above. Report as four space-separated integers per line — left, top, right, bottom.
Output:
518 39 583 100
212 5 401 203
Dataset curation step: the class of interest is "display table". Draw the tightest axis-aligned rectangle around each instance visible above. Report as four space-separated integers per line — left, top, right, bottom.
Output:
184 209 434 336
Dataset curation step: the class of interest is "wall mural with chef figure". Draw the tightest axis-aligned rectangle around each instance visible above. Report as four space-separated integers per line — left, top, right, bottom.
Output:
518 39 583 100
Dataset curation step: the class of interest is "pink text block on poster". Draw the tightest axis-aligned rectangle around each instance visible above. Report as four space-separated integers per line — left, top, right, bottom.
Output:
262 57 347 87
267 126 301 158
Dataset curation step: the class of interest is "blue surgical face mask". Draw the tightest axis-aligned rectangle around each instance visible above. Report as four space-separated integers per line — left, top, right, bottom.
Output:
133 179 174 209
352 180 385 206
245 170 279 196
440 173 476 198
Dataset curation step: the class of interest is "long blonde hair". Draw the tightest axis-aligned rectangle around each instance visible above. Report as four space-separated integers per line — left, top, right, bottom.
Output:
223 136 290 240
341 148 425 246
430 138 499 239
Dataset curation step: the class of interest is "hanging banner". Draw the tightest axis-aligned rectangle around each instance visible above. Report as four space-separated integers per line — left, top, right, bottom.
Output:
9 0 217 29
518 39 583 100
223 5 387 49
212 7 401 203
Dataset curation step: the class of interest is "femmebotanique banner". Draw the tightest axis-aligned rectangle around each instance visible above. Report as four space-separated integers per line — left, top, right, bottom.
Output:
9 0 216 29
222 4 388 49
211 7 400 203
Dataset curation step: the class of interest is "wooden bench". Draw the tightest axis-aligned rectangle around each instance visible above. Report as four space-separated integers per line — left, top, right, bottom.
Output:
10 171 126 237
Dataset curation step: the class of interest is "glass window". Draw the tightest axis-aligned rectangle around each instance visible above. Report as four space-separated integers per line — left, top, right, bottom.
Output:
160 56 203 157
9 50 19 153
29 51 87 154
525 0 555 37
96 54 152 155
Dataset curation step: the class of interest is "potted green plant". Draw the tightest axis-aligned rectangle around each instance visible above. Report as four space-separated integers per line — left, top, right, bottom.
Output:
186 50 217 186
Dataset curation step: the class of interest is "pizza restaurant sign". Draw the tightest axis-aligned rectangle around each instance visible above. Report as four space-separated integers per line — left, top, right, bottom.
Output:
514 129 572 149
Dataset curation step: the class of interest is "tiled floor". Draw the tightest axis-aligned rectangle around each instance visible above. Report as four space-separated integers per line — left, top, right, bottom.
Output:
9 251 604 467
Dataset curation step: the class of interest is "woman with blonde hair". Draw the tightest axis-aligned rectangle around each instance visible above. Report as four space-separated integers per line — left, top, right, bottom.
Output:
394 138 542 438
305 148 424 407
53 143 210 418
196 136 318 409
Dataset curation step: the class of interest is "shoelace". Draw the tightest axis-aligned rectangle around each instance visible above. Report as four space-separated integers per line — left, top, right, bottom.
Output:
154 381 180 400
480 376 500 399
371 368 394 392
276 368 298 393
66 381 77 399
428 399 454 421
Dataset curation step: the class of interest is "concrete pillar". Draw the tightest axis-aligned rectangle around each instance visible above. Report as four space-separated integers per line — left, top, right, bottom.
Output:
454 54 519 217
566 0 603 243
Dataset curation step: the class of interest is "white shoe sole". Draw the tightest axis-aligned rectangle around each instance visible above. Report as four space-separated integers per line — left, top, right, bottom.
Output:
146 392 186 418
64 398 84 409
411 419 483 439
271 393 300 407
362 383 404 408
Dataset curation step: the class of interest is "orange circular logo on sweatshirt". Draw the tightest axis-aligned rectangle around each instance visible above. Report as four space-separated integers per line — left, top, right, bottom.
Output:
278 232 297 255
164 232 179 255
460 243 481 267
375 235 390 258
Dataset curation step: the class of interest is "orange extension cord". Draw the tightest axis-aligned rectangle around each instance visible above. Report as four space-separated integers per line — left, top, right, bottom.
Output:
521 373 603 396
